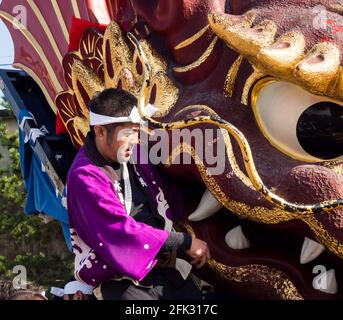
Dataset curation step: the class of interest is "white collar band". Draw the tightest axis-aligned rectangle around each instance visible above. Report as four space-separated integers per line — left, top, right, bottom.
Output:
90 104 158 126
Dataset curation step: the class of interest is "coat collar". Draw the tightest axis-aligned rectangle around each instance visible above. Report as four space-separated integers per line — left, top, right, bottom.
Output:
83 133 120 182
84 133 120 169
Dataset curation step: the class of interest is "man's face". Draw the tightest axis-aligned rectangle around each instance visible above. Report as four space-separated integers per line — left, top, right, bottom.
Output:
63 291 91 300
96 122 140 163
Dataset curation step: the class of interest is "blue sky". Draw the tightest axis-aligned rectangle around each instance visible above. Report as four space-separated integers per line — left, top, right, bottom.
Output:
0 19 14 108
0 19 14 67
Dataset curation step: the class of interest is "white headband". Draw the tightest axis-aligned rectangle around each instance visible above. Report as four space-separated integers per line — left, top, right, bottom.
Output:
63 281 94 295
90 104 158 126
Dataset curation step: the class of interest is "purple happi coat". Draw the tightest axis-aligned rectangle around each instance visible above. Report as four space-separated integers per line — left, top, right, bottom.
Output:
67 137 184 286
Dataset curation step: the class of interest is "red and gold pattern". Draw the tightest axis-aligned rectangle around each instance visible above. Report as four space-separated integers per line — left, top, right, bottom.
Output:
55 19 179 148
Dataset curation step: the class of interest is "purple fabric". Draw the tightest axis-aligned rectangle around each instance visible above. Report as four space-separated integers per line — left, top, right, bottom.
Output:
67 145 183 286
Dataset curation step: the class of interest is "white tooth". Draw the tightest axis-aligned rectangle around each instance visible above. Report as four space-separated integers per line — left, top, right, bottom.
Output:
188 189 223 222
300 237 325 264
313 269 338 295
225 225 250 250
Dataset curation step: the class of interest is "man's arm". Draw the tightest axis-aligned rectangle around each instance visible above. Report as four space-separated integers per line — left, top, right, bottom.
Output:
163 232 192 252
67 166 170 283
162 232 211 269
156 170 211 267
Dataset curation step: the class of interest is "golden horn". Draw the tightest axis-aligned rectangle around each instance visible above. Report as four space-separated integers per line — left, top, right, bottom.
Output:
257 31 305 78
71 60 105 115
294 42 340 95
133 39 178 117
338 67 343 101
209 11 276 60
103 21 134 88
132 39 167 84
208 10 256 30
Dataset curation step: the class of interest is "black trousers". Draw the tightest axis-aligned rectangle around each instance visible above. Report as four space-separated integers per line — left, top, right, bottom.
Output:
100 268 202 300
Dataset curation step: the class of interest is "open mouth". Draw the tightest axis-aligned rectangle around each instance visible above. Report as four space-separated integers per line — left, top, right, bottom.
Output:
172 180 343 300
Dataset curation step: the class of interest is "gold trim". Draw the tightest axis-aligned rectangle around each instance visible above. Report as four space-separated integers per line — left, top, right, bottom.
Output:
166 143 298 223
174 25 209 50
51 0 69 43
80 31 103 57
155 116 343 213
182 223 303 300
241 70 265 105
322 161 343 175
174 105 218 118
71 60 105 116
173 37 218 73
14 63 56 114
329 4 343 14
251 77 313 162
224 55 243 98
257 31 306 79
102 22 178 117
250 77 343 163
27 0 63 62
103 22 136 90
207 259 303 300
55 90 75 124
107 0 114 20
173 105 253 190
294 42 340 97
71 0 81 19
168 143 343 259
303 215 343 260
0 11 63 93
221 129 254 189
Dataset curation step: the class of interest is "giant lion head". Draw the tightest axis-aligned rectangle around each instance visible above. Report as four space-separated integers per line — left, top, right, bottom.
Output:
1 0 342 299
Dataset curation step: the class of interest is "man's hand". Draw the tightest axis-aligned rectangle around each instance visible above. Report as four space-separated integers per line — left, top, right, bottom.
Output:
185 237 211 269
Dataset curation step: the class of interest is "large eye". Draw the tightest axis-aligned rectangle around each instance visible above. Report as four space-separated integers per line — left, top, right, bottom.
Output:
251 78 343 162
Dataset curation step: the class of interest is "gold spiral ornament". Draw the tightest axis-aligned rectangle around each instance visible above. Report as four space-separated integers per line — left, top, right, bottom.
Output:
127 32 343 215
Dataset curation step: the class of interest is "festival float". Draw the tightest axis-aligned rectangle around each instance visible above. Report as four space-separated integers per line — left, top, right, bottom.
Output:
0 0 342 299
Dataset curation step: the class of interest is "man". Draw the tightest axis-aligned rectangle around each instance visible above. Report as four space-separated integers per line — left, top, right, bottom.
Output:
67 88 211 300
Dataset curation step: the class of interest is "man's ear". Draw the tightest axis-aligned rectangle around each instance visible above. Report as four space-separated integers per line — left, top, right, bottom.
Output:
94 125 106 138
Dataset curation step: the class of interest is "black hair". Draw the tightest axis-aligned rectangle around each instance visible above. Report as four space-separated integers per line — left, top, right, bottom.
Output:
89 88 138 138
